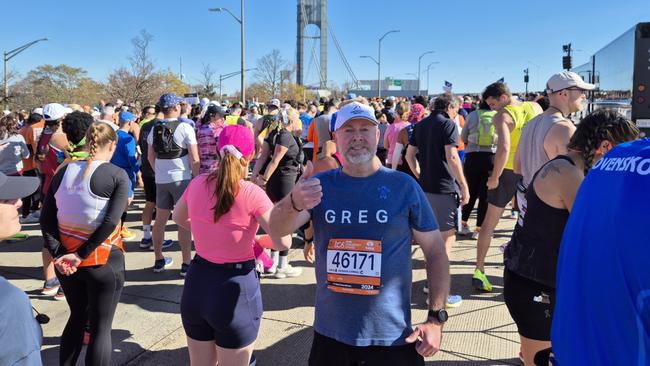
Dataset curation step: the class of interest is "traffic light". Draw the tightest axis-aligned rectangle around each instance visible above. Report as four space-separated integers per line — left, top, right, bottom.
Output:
563 56 572 70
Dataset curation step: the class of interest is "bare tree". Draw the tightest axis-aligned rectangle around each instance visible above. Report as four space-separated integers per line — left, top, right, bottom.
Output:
129 29 155 79
197 63 217 99
254 50 290 97
106 29 170 104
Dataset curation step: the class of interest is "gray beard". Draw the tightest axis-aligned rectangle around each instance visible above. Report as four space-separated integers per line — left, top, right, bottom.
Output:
344 149 375 165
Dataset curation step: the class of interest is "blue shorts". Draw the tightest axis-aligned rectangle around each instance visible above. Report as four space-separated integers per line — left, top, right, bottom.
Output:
181 256 262 349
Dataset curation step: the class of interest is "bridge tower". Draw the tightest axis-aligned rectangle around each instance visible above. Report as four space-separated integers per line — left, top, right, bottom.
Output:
296 0 327 88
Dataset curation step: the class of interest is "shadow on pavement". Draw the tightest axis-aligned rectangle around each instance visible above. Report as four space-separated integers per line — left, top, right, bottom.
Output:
41 329 181 366
260 282 316 311
256 325 313 365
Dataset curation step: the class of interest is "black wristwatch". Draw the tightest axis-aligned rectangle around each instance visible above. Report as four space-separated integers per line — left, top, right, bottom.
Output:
427 308 449 324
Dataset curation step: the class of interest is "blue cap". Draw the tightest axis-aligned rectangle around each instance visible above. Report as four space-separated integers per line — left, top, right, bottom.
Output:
119 111 136 123
346 93 357 99
158 93 183 108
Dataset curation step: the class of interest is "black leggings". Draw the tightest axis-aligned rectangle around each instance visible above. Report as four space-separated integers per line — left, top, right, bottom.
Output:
267 170 297 257
461 152 494 227
57 247 125 366
20 169 41 216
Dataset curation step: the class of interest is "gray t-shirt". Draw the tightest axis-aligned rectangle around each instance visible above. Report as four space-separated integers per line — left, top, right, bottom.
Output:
461 110 496 154
0 276 42 366
0 134 30 174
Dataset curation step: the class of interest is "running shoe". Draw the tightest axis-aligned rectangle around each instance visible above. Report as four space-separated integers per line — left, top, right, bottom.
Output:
180 263 190 277
139 238 173 250
264 263 277 275
445 295 463 308
472 269 493 292
121 228 137 241
139 237 152 249
249 353 257 366
53 286 66 301
19 212 40 224
470 230 480 240
459 224 472 236
41 278 60 296
153 257 173 273
274 265 302 279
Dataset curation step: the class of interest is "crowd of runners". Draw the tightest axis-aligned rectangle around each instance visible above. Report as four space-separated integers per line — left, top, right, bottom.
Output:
0 70 648 366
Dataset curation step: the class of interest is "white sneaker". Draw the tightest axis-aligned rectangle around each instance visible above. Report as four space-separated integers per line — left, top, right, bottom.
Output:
459 224 472 236
274 265 302 279
470 230 480 240
423 285 429 294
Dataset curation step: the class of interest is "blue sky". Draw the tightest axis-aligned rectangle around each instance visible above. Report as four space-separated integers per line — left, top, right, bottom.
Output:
1 0 648 95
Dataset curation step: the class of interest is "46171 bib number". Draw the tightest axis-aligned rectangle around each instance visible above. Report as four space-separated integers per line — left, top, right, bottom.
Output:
326 239 382 295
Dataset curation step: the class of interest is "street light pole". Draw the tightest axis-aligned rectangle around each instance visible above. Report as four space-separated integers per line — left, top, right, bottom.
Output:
3 37 48 110
378 30 399 99
209 4 245 104
417 50 434 96
426 62 439 97
219 68 256 101
360 56 379 97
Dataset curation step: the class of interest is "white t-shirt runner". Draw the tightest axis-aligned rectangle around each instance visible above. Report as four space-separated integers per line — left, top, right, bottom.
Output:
147 119 197 184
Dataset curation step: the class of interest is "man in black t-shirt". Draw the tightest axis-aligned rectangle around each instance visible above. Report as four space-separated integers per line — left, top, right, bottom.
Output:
406 94 469 308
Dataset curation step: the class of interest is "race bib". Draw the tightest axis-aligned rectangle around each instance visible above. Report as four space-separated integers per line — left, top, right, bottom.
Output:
326 238 382 295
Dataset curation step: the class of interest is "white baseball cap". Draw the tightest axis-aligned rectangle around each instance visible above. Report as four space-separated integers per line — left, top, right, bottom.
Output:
546 71 595 93
32 107 43 116
333 102 378 131
42 103 67 121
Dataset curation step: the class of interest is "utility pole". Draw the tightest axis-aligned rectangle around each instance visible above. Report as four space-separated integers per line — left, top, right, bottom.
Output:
377 30 399 99
524 68 529 95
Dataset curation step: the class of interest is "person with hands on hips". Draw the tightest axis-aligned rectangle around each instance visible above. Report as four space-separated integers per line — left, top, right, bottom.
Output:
270 101 450 365
40 121 129 366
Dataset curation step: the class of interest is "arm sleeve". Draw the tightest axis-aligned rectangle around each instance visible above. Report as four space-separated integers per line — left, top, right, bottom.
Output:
443 120 459 147
75 165 130 259
41 166 67 258
409 181 439 232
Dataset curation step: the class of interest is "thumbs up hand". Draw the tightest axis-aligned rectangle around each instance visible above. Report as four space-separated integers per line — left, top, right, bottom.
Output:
291 161 322 211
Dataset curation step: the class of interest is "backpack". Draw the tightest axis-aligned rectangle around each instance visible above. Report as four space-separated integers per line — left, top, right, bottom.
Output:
476 110 497 147
152 120 188 159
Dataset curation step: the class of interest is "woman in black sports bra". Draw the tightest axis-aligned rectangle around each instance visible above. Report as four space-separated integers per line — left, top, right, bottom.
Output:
502 109 639 366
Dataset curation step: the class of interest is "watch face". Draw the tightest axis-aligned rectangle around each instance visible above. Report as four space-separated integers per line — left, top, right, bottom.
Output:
437 309 449 322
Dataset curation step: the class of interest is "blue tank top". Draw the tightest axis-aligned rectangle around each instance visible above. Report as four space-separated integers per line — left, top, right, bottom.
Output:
552 138 650 366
